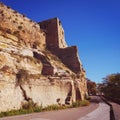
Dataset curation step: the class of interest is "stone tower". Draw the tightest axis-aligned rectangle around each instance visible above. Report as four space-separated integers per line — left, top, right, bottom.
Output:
39 18 83 74
39 17 67 50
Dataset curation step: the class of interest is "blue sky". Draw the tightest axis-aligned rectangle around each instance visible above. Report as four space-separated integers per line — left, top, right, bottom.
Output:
1 0 120 83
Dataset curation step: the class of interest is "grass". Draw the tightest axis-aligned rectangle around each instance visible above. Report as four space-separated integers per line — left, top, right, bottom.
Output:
0 100 90 118
43 104 67 111
0 107 43 117
72 100 90 108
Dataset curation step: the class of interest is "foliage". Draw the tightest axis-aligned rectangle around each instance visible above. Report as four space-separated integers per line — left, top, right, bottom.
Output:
21 100 43 113
18 26 22 30
87 78 97 95
99 73 120 103
72 100 90 108
80 100 90 106
43 104 67 111
22 100 35 110
72 101 81 107
0 106 43 118
0 100 90 118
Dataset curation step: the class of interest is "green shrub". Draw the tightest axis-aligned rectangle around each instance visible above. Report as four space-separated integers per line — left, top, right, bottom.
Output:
33 106 43 112
80 100 90 106
72 101 81 107
72 100 90 108
0 109 26 117
18 26 22 30
44 104 59 111
0 105 43 118
0 100 90 118
43 104 67 111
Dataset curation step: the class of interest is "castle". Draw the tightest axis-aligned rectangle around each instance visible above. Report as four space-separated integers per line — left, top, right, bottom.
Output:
0 2 88 112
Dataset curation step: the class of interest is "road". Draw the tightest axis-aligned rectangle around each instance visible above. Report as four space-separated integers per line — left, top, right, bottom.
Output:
0 96 110 120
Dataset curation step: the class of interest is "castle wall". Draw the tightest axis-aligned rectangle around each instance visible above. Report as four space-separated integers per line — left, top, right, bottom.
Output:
39 18 59 49
39 18 87 95
56 18 67 48
51 46 81 74
39 18 67 49
39 18 83 74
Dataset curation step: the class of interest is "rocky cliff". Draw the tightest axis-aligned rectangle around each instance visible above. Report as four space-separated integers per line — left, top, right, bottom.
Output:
0 2 88 112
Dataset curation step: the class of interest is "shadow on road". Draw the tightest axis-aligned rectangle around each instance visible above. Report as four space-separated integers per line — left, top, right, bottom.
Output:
89 96 104 104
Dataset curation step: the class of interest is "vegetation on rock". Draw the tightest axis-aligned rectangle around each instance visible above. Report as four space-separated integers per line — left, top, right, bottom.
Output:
87 78 97 95
0 100 90 118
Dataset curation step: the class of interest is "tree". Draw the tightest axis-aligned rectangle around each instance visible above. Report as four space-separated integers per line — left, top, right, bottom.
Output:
100 73 120 103
87 78 97 95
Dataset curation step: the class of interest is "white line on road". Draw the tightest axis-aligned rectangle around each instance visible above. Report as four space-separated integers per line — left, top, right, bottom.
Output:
78 103 110 120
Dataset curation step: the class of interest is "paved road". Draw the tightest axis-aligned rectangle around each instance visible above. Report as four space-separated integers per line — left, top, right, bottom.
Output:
79 103 110 120
0 96 110 120
79 96 110 120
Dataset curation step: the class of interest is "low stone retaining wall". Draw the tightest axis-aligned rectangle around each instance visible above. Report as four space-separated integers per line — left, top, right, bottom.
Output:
100 96 115 120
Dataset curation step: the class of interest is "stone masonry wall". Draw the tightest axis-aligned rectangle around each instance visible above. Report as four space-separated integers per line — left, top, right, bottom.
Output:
39 18 67 49
56 18 67 48
51 46 82 74
39 18 83 74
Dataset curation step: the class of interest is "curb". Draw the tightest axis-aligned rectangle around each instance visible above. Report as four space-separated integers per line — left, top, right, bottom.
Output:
100 96 115 120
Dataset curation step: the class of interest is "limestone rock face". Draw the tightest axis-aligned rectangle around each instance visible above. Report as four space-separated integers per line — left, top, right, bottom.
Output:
0 2 88 112
33 51 54 75
0 79 24 112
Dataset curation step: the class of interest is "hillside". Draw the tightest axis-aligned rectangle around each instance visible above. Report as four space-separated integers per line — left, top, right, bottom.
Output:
0 2 88 112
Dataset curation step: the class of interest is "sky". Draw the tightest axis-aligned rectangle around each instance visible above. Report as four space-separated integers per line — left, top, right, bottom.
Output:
0 0 120 83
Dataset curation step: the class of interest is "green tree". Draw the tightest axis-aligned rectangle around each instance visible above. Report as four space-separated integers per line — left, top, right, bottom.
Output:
87 78 97 95
101 73 120 103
